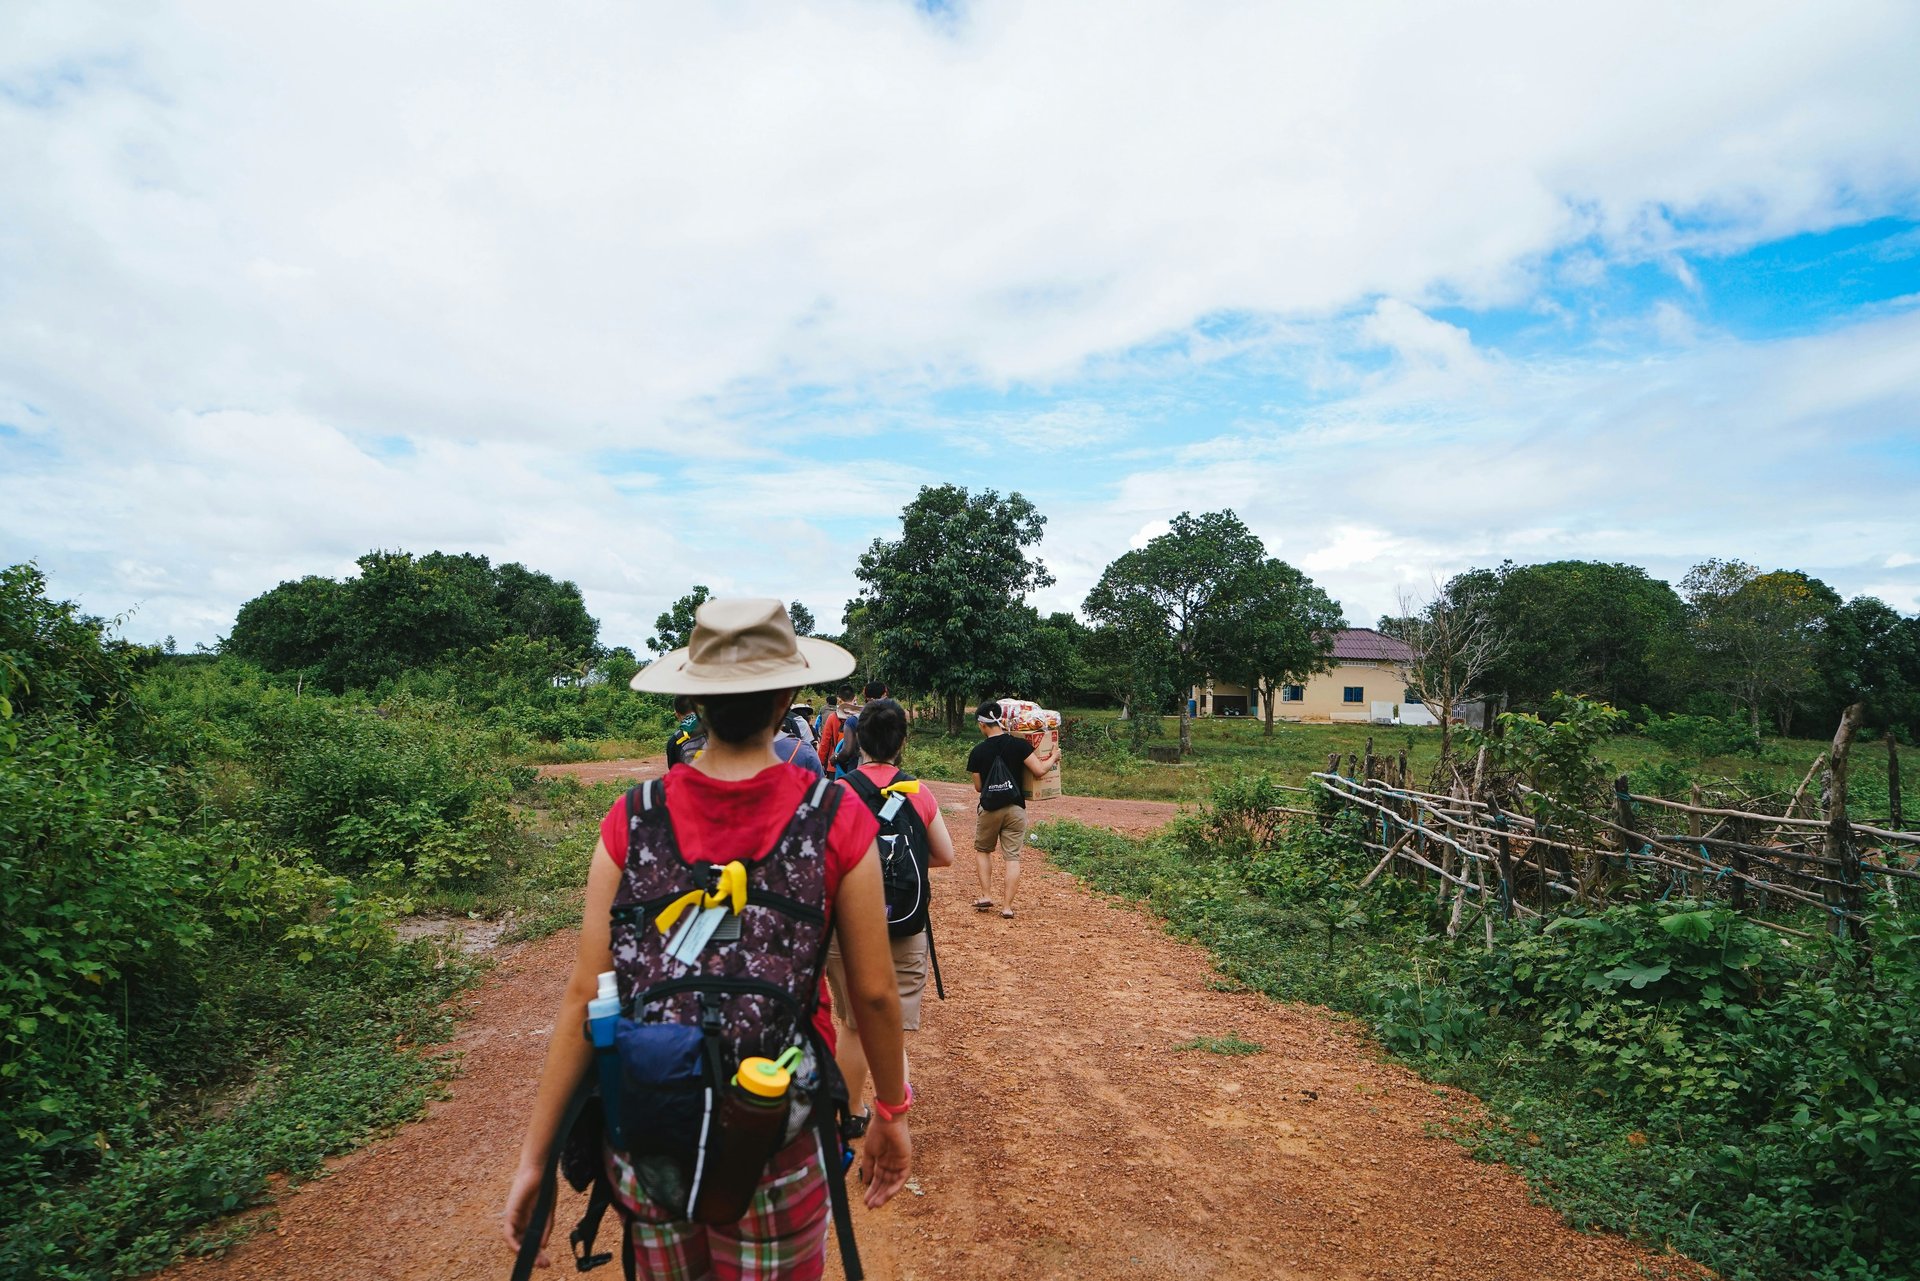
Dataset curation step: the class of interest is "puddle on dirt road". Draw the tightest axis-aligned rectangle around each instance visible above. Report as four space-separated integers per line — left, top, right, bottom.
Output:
394 915 509 954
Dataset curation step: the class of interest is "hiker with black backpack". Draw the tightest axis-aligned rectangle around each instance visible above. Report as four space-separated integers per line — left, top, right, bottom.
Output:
824 698 955 1132
503 599 913 1281
966 698 1057 920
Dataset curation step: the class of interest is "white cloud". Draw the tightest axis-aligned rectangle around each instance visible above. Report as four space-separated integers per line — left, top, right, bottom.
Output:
2 2 1919 642
1062 303 1920 627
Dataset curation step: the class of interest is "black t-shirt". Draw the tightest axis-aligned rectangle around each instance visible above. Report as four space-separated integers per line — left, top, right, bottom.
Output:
967 734 1035 808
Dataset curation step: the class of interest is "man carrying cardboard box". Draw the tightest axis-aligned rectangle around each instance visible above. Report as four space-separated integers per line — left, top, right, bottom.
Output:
966 698 1058 920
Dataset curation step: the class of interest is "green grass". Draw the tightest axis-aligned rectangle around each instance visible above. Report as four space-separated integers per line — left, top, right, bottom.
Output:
896 708 1917 821
2 945 479 1280
1172 1033 1264 1056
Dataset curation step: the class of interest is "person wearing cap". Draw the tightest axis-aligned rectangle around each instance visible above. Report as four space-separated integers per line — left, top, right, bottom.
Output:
503 599 913 1277
966 698 1058 919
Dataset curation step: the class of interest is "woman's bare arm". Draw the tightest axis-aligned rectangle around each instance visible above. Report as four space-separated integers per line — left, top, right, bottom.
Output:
833 845 913 1207
924 804 956 868
502 839 621 1263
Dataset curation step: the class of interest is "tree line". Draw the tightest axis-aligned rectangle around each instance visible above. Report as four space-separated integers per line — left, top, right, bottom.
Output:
216 493 1920 756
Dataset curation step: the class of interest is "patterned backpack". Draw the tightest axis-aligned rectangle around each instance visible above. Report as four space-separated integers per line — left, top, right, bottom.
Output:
512 776 865 1280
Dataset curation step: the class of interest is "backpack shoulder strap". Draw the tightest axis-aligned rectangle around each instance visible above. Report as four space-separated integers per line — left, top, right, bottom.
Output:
841 770 884 809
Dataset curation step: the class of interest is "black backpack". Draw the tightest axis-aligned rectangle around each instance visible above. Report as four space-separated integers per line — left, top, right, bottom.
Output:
842 770 944 1000
979 744 1021 812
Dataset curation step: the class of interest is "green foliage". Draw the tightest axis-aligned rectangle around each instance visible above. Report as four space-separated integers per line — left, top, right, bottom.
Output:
1471 694 1625 843
1640 712 1761 757
648 584 711 655
1681 559 1841 737
1215 558 1344 735
0 564 154 743
0 567 516 1280
1084 511 1267 754
1448 560 1687 712
851 485 1053 727
1042 768 1920 1281
226 551 598 691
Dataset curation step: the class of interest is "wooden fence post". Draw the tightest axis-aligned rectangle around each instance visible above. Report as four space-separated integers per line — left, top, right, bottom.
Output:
1891 733 1903 832
1825 703 1868 947
1612 775 1638 880
1729 813 1751 914
1489 803 1515 922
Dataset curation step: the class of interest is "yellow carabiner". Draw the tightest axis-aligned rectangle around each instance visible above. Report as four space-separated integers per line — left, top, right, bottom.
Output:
709 860 748 915
654 888 708 936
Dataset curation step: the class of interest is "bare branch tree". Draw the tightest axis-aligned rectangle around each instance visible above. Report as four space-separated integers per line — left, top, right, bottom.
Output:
1395 579 1508 765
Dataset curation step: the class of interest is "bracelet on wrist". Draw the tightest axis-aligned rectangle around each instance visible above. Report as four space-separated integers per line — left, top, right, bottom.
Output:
871 1083 914 1122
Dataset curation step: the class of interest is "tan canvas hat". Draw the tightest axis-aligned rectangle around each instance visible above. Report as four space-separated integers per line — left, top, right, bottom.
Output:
630 598 854 695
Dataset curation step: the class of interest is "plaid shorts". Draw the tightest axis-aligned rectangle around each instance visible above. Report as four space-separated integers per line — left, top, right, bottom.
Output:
611 1134 830 1281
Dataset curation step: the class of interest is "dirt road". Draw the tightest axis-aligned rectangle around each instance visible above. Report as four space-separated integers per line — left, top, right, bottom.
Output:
163 767 1691 1280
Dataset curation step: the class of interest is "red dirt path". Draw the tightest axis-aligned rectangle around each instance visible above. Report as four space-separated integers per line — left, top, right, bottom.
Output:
160 761 1698 1281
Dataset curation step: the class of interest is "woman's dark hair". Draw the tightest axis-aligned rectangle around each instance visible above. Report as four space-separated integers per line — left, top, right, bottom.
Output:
697 689 790 744
862 679 888 701
856 698 908 764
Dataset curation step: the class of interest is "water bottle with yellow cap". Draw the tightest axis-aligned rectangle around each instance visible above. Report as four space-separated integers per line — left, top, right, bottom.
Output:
692 1047 805 1223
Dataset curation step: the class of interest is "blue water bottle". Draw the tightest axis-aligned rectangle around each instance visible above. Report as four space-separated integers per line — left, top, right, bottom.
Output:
586 970 625 1149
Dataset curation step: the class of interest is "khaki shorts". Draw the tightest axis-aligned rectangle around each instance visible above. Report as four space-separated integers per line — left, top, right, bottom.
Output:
974 803 1029 860
824 931 928 1032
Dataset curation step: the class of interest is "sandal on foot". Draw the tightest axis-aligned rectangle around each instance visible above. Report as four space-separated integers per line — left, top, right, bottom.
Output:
973 898 993 912
1000 907 1016 919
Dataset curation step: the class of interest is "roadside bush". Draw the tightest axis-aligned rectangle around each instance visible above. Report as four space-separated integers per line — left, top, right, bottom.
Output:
1 569 503 1280
1041 763 1920 1281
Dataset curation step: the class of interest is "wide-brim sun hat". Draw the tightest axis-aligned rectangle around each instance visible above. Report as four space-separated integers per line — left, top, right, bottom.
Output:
630 597 855 695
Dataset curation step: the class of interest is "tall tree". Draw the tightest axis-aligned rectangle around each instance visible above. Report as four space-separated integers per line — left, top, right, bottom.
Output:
1219 558 1344 737
226 552 597 690
648 585 712 655
226 574 347 675
851 485 1053 731
788 601 816 637
1449 561 1685 711
1811 597 1920 738
1681 560 1840 736
493 561 600 655
1395 579 1509 766
1084 510 1265 756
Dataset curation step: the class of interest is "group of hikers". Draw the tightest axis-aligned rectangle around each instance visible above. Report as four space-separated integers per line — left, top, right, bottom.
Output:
503 598 1056 1279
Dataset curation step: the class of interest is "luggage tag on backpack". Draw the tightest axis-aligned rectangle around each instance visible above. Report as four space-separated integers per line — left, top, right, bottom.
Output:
878 793 905 822
668 905 728 965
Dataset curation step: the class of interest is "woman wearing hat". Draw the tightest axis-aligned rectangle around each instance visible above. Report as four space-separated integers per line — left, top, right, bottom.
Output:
503 599 912 1279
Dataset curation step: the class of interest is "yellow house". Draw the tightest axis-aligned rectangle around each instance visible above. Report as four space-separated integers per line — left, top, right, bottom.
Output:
1191 628 1435 725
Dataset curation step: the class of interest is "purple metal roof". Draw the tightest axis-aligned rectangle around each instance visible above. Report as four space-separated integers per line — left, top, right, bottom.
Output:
1326 628 1416 663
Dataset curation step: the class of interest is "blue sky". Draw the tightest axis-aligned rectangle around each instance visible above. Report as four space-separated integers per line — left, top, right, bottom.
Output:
3 2 1918 649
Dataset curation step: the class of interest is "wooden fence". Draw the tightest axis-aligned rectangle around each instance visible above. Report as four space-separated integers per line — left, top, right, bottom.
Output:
1302 705 1918 948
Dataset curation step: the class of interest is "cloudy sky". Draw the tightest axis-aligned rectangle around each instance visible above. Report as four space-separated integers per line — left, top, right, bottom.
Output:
4 1 1918 650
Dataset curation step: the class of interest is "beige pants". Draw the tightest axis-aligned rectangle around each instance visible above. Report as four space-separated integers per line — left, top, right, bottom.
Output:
974 803 1029 860
823 932 929 1031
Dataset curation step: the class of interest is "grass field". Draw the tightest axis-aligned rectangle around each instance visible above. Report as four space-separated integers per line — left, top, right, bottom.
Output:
892 708 1914 824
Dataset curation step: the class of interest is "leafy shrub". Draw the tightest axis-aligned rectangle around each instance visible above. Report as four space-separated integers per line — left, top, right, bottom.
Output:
1041 779 1920 1281
1642 713 1761 757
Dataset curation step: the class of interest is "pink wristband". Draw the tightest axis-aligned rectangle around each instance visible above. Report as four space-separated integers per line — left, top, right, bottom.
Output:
871 1083 914 1122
